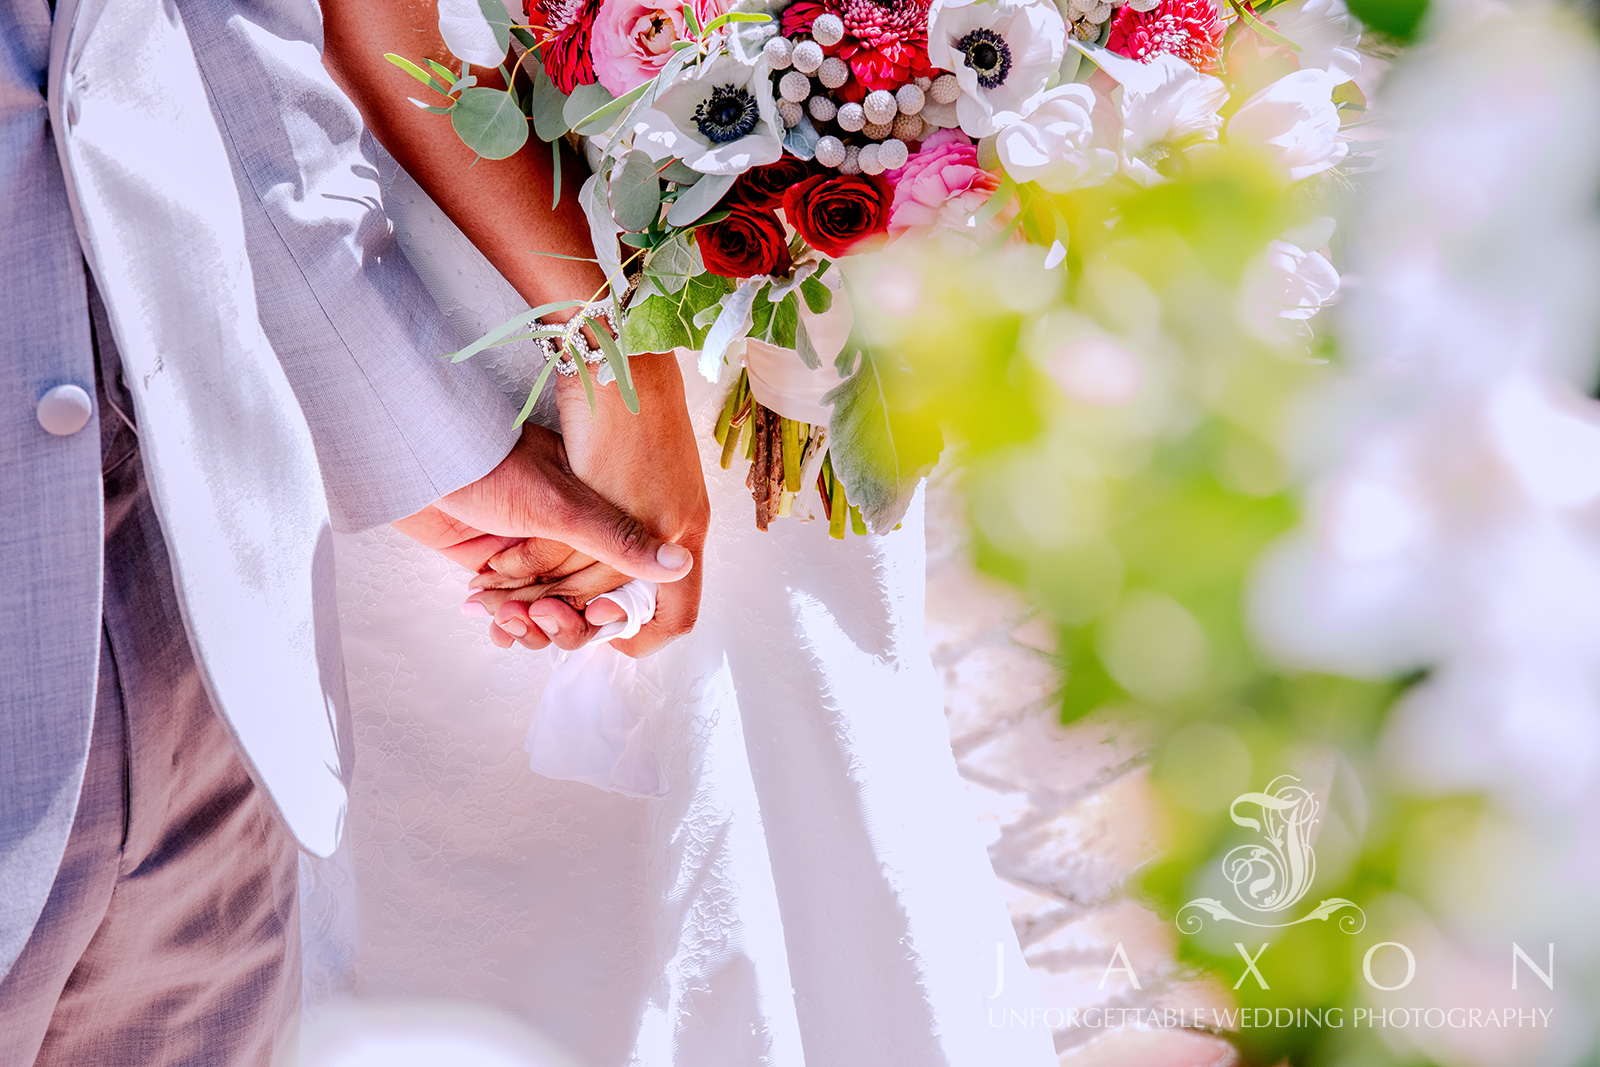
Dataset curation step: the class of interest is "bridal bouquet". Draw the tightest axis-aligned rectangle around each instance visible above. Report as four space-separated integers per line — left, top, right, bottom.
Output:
391 0 1361 533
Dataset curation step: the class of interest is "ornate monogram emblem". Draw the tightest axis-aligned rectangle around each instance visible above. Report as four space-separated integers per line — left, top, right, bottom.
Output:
1177 775 1366 934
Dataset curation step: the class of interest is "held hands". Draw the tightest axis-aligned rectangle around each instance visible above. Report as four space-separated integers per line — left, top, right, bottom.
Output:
397 355 709 658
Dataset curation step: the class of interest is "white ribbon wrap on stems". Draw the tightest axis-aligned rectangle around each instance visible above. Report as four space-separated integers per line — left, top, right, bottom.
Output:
525 580 669 798
742 273 855 426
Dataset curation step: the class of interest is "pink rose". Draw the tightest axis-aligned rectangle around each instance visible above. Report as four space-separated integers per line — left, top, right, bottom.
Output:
590 0 730 97
883 129 1002 238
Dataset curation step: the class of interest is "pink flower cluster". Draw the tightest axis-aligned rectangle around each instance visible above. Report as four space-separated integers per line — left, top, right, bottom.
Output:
883 129 1002 239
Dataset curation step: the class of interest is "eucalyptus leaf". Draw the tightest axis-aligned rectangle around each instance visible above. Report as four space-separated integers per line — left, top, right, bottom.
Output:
437 0 508 66
579 174 627 299
386 53 451 95
823 342 943 532
666 172 735 227
408 98 454 115
572 80 651 135
446 300 586 362
660 159 703 185
587 317 640 412
514 352 561 427
563 82 615 132
528 52 570 141
611 150 663 232
699 282 762 381
451 87 529 159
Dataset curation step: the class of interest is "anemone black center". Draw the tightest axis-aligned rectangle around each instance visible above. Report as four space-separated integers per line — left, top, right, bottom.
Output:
956 28 1012 90
693 85 760 145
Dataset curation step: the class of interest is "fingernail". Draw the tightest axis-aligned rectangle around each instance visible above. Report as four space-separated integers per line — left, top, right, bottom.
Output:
500 618 528 638
657 543 691 570
530 615 559 637
461 601 490 617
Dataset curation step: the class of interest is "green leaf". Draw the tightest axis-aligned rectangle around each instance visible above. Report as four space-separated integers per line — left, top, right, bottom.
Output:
611 150 663 232
824 340 943 532
642 231 704 294
385 53 451 96
425 58 460 85
527 52 571 141
477 0 515 53
666 172 735 227
588 316 640 413
687 208 731 230
572 339 599 416
682 2 702 38
771 292 800 349
451 87 529 159
446 299 585 362
621 233 655 248
794 316 821 369
620 292 694 355
569 80 650 135
660 159 703 185
408 98 455 115
799 273 832 315
563 82 615 131
514 351 560 427
550 137 562 209
1225 0 1302 50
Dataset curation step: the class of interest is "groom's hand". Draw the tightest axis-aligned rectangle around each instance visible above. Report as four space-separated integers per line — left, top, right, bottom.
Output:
395 423 696 649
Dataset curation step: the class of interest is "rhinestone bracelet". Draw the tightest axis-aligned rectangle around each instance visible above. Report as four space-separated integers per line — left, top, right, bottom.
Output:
534 299 622 385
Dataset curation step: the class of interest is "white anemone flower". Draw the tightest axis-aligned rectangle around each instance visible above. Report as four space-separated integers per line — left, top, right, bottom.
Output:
995 84 1118 191
1260 0 1363 82
1091 48 1227 186
628 54 784 175
1227 68 1348 182
927 0 1066 138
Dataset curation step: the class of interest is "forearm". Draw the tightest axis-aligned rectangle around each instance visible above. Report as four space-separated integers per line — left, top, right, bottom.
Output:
320 0 602 311
319 0 683 438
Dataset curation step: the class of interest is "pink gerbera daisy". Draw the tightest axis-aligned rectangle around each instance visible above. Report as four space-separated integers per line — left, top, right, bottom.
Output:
1105 0 1225 74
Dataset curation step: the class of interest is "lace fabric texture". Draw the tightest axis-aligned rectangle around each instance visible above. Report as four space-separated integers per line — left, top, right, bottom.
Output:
298 159 1055 1067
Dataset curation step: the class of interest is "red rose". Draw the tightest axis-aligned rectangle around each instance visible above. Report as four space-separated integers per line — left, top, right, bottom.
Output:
731 157 819 210
696 206 794 279
782 173 893 258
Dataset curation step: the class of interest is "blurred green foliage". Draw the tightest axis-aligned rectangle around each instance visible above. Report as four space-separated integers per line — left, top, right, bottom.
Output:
864 147 1434 1065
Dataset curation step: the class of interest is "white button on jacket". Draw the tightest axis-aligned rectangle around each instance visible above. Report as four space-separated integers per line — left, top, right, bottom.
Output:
36 383 93 436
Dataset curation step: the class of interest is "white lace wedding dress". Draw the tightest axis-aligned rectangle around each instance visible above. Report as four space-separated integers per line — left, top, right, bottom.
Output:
298 157 1055 1067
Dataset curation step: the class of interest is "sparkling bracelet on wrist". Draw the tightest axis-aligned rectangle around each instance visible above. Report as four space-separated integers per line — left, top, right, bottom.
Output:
535 299 622 385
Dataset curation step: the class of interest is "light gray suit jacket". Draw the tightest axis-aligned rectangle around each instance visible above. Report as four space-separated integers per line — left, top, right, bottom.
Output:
1 0 522 977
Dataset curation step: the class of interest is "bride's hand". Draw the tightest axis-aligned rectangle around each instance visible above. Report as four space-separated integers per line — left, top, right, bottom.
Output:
481 352 709 657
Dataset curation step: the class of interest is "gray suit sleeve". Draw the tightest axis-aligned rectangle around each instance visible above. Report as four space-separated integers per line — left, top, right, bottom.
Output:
177 0 522 532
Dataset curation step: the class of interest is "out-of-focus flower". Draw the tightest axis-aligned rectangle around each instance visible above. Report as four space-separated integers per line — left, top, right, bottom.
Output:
927 0 1066 137
1093 49 1227 186
592 0 730 96
782 171 895 255
629 53 784 173
782 0 935 93
1226 68 1348 181
525 0 603 92
884 128 1003 238
994 83 1118 191
1105 0 1225 73
696 205 794 277
1259 0 1363 81
1242 227 1340 340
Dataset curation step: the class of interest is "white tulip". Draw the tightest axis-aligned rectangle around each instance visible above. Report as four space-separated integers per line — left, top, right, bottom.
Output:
995 84 1118 192
1227 68 1348 182
1242 226 1340 341
1260 0 1363 82
1092 49 1228 187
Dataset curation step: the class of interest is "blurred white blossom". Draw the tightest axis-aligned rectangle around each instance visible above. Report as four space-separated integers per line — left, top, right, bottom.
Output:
1227 68 1348 182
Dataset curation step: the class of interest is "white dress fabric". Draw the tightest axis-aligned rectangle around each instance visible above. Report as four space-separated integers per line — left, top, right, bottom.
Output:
298 160 1055 1067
